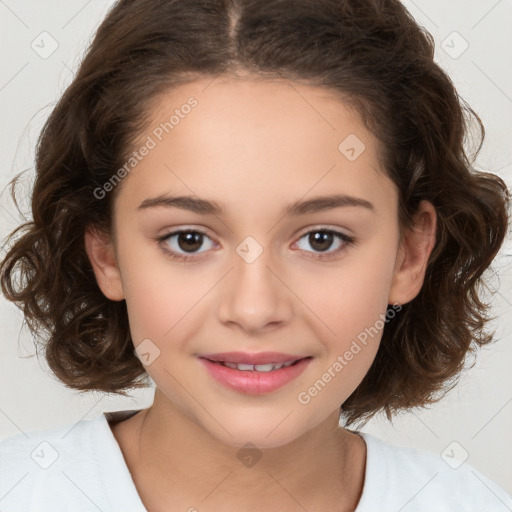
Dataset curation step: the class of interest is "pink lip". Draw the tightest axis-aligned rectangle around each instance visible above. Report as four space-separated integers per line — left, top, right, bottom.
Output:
199 351 307 365
198 356 312 395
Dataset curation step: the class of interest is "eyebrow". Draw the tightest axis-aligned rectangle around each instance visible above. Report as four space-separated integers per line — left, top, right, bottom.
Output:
137 193 375 216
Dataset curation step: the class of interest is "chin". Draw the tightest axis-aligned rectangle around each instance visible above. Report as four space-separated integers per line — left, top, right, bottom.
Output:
203 411 310 450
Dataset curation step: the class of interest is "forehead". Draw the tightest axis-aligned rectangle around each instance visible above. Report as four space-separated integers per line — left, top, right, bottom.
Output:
116 76 397 218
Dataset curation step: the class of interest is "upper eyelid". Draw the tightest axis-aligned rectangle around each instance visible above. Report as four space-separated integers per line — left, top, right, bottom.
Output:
160 225 352 241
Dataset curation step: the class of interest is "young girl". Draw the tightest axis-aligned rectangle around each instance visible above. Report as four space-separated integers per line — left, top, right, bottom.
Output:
1 0 511 510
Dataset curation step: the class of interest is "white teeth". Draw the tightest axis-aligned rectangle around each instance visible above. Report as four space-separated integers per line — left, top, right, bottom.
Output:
217 360 299 371
254 363 276 372
237 363 257 371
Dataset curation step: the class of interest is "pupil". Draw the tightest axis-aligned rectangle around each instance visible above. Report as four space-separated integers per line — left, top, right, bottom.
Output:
178 232 202 252
310 231 333 252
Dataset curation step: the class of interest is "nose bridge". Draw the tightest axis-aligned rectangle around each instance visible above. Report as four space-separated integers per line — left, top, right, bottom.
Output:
217 235 292 332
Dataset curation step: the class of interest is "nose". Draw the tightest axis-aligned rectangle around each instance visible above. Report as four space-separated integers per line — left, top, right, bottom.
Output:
216 244 293 335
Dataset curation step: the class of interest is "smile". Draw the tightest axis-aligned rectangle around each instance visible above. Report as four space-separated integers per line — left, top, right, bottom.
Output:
214 360 299 371
198 356 313 394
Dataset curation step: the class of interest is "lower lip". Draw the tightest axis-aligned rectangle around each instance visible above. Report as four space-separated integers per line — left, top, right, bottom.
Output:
198 357 312 395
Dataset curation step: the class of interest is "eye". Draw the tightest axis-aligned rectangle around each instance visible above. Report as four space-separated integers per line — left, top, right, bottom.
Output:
157 229 216 262
156 227 355 263
293 228 354 259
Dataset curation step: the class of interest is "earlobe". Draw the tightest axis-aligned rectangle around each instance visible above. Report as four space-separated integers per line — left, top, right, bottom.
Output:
388 200 437 306
84 226 125 301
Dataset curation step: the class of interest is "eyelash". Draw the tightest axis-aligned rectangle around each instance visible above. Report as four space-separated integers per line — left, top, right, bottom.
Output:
156 228 355 263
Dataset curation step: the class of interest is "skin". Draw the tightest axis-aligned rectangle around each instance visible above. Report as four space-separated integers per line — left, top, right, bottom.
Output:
85 75 437 511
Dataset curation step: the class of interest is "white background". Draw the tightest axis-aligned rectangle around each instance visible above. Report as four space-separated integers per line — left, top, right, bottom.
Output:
1 0 511 496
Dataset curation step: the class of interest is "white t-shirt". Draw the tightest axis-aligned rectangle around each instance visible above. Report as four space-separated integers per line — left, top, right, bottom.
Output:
0 409 511 512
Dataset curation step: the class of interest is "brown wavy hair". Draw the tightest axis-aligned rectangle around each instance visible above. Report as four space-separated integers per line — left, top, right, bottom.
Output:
1 0 510 428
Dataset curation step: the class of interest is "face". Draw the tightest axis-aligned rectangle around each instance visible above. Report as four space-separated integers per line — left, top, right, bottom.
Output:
87 75 435 449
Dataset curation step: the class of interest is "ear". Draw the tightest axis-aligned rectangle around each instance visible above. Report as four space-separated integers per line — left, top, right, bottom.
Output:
84 226 125 301
388 200 437 306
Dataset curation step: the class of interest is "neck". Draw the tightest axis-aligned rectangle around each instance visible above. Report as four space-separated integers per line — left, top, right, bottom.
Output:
111 390 366 512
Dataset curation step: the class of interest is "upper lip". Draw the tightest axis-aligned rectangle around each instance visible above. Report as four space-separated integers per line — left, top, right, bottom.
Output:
199 351 310 365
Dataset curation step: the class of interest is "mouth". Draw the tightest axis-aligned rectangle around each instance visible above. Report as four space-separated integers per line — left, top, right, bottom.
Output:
198 355 313 394
203 357 309 372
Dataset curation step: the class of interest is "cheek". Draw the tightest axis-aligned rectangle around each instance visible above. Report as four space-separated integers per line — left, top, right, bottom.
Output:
295 267 391 414
300 247 398 338
115 237 197 343
293 236 398 392
122 271 196 344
